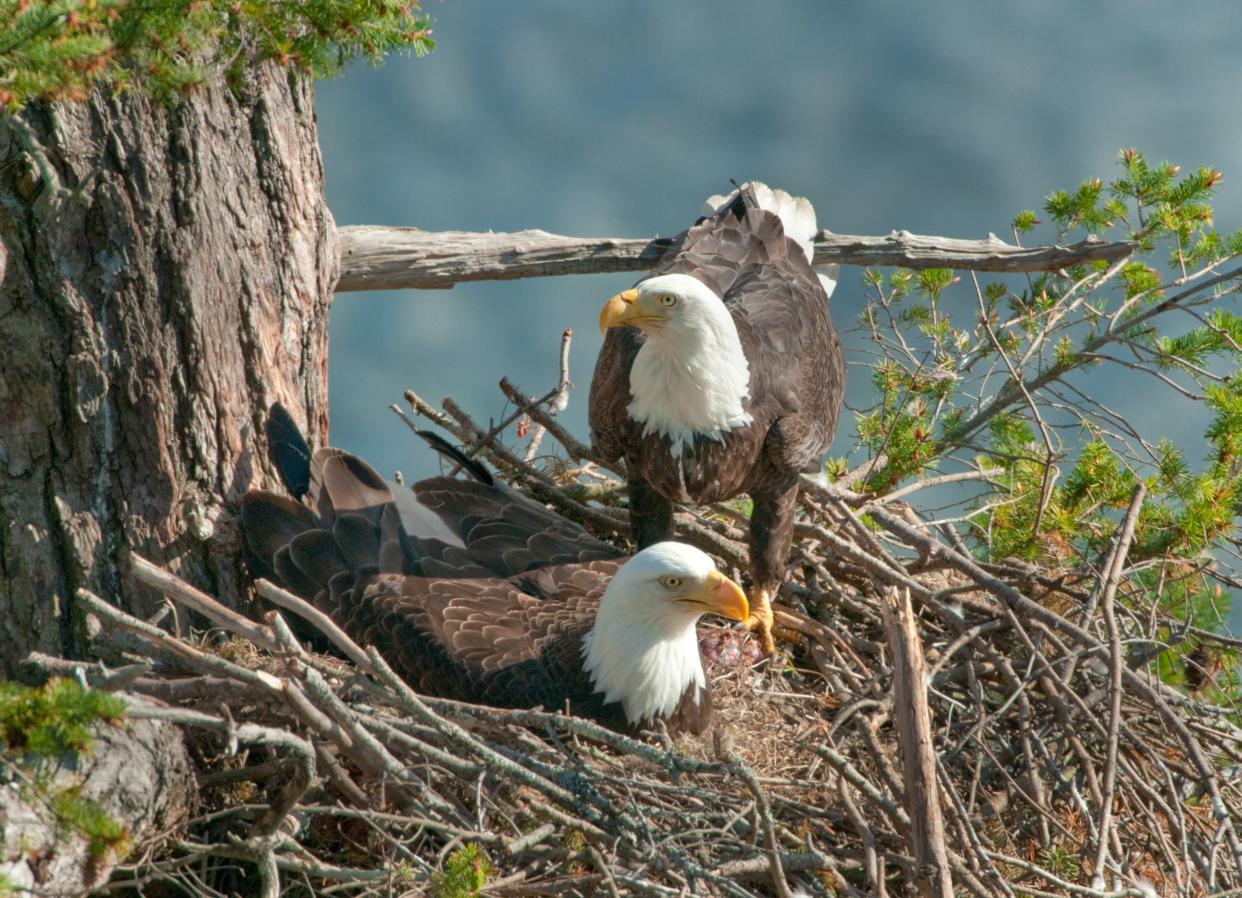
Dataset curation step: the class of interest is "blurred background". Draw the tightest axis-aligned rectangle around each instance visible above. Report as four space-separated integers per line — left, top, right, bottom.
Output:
318 3 1239 477
317 3 1241 629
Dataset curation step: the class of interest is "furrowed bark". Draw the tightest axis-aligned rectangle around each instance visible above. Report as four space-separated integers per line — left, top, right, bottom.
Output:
0 64 337 666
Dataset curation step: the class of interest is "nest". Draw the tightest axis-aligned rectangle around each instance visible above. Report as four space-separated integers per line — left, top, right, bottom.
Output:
37 379 1242 898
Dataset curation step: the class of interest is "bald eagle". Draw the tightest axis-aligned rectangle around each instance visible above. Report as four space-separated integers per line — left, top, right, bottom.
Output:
590 183 845 653
239 406 748 736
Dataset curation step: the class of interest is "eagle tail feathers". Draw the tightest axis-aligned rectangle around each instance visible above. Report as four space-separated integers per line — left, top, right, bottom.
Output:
244 407 619 607
409 428 495 485
244 409 472 601
265 401 312 498
700 182 838 298
701 181 817 265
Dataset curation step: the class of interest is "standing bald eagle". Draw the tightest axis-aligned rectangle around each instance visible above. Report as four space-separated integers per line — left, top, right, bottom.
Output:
590 183 845 653
239 406 748 735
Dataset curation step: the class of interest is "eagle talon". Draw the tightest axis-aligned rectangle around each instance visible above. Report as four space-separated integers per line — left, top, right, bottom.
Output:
740 590 803 655
743 589 777 655
771 623 803 644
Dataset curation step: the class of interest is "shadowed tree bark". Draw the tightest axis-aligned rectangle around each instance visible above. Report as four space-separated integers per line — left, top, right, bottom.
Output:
0 64 337 670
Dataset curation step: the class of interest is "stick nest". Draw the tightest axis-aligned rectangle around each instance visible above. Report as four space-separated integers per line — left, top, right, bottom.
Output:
38 382 1242 898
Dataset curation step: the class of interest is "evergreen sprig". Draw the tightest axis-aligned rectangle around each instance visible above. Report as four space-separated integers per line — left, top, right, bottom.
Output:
0 677 126 756
0 0 435 110
431 843 493 898
49 786 131 859
846 149 1242 698
0 680 131 865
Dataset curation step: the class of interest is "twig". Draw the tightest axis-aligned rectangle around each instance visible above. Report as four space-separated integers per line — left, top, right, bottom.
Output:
1091 484 1146 881
466 329 572 462
131 553 284 656
725 749 793 898
76 588 285 693
255 579 377 675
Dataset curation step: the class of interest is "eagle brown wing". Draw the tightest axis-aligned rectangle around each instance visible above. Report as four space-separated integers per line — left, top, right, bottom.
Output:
728 258 845 472
331 559 625 717
589 324 644 464
413 477 621 578
240 421 696 732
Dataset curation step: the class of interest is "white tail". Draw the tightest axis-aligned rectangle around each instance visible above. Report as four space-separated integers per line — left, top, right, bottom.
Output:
701 181 838 299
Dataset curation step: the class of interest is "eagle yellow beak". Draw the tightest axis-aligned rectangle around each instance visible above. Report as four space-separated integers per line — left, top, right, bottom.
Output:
702 570 749 622
598 288 639 335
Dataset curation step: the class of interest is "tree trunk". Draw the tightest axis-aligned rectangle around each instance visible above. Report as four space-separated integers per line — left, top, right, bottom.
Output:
0 64 337 668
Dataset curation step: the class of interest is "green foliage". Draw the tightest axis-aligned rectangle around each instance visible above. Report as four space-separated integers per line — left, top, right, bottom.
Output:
0 678 126 756
1158 309 1242 368
0 680 131 863
1035 842 1080 880
431 844 493 898
1011 209 1040 234
849 149 1242 704
915 267 955 301
1044 176 1115 234
855 358 943 492
1134 571 1239 696
1119 261 1161 299
49 786 131 859
0 0 435 109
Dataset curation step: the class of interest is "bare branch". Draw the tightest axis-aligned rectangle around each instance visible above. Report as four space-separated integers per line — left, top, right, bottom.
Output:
1091 485 1146 883
334 225 1137 292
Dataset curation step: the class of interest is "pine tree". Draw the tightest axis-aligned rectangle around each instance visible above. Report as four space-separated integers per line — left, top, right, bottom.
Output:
0 1 433 109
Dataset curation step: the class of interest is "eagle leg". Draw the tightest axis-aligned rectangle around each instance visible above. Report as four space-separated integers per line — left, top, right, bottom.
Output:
628 475 674 549
745 475 802 654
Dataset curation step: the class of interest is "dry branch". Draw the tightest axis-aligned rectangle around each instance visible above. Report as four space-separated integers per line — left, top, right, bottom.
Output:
334 225 1137 291
1091 485 1146 884
881 587 953 898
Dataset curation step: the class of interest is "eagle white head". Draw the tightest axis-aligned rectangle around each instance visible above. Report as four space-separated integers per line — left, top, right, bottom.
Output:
581 541 747 726
598 273 753 449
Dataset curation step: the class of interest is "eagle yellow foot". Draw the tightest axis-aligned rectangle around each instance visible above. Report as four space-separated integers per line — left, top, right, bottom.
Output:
743 589 803 655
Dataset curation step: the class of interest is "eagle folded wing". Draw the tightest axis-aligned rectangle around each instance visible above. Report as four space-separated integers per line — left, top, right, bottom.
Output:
332 562 616 710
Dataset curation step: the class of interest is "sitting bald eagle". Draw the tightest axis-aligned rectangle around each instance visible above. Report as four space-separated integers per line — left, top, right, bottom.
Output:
239 405 748 735
590 183 845 653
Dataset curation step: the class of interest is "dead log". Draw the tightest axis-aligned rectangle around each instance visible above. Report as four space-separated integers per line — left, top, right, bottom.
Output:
334 225 1136 292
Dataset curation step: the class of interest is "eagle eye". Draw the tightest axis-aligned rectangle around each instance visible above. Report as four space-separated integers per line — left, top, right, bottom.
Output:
659 575 683 591
659 293 678 308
